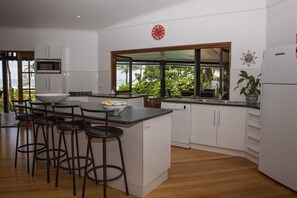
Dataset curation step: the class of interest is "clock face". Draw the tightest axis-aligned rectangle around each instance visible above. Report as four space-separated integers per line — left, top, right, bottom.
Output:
151 25 165 40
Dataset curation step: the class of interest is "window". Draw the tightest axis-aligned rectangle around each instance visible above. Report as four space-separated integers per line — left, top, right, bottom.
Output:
111 42 230 100
0 51 35 112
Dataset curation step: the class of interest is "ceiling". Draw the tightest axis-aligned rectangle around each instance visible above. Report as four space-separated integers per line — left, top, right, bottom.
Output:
0 0 188 30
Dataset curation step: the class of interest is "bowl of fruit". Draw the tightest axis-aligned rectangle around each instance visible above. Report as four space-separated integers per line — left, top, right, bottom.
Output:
102 100 127 115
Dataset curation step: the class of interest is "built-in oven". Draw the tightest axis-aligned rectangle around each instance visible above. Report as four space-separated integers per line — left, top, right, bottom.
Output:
36 59 61 73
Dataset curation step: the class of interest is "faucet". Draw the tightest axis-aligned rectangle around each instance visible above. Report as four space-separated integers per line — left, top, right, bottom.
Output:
218 91 227 100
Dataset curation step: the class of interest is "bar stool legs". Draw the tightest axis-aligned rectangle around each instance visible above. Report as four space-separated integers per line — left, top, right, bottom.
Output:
14 120 35 174
55 130 87 196
117 137 129 195
82 137 129 198
31 123 60 183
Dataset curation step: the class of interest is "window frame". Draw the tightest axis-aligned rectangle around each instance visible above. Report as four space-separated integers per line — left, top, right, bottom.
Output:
111 42 231 98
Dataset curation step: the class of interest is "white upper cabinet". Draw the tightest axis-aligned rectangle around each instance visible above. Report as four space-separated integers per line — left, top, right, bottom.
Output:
35 44 62 59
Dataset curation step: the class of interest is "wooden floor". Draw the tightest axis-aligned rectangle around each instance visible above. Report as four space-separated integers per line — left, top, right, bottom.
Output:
0 126 296 198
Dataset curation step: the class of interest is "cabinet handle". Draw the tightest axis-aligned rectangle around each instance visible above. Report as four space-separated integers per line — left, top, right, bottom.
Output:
48 77 51 90
45 78 47 90
213 110 216 126
44 46 47 57
218 110 221 126
48 46 50 58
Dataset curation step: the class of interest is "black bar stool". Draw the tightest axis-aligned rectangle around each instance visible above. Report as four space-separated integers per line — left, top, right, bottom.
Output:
12 99 42 174
30 102 66 183
53 104 91 196
80 107 129 198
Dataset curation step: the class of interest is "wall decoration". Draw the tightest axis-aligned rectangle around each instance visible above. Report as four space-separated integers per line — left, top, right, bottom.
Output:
240 50 257 67
151 25 165 40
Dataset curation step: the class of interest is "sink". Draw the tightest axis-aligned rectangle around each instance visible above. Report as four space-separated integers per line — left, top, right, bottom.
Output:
194 99 246 105
218 100 246 104
194 99 218 103
35 93 70 104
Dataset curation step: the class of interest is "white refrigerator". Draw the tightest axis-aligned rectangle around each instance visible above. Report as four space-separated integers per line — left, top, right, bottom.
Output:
259 44 297 191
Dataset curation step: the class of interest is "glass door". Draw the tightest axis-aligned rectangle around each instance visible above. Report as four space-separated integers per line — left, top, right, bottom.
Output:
0 51 34 112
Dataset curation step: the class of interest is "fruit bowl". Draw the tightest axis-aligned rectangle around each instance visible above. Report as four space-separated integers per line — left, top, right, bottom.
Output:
35 93 70 104
102 100 127 115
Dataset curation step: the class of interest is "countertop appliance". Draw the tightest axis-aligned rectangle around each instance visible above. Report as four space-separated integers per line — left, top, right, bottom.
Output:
161 102 191 148
259 44 297 191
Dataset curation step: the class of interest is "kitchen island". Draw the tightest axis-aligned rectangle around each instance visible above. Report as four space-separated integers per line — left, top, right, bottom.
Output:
68 93 146 107
46 101 172 198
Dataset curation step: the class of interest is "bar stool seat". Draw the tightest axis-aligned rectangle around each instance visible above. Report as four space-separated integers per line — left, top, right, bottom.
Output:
56 120 85 131
87 126 123 138
80 107 129 198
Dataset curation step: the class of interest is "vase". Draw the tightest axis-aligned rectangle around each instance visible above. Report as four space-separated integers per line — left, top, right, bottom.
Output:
246 94 258 104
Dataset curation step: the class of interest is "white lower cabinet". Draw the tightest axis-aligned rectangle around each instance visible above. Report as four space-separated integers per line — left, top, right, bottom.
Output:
35 74 63 93
191 104 246 151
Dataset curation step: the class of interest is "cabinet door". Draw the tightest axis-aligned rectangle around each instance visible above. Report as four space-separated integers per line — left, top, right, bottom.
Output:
35 74 63 93
35 45 48 59
143 114 171 186
48 45 62 59
35 74 48 94
217 106 246 150
35 44 62 59
191 104 217 146
48 74 63 93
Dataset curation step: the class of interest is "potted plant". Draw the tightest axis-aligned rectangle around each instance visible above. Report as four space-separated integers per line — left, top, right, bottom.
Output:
234 70 261 103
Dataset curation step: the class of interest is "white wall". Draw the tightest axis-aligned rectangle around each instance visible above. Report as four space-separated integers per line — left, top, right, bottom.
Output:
266 0 297 48
0 27 99 93
98 0 266 101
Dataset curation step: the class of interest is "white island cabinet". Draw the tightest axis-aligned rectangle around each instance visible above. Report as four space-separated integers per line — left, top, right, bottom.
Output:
109 114 171 197
191 104 246 155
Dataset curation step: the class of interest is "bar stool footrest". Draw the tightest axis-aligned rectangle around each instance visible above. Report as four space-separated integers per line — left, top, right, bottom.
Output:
17 143 46 153
36 149 66 161
87 165 123 183
59 156 93 171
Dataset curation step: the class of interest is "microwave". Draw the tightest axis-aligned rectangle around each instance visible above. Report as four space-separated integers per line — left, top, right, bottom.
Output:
36 59 61 73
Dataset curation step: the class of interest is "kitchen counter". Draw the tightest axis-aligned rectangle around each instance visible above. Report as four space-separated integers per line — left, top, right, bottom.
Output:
68 93 146 107
56 100 172 125
32 100 172 198
162 97 260 109
90 93 146 99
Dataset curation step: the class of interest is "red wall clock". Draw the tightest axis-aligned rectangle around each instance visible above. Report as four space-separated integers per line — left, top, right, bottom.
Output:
151 25 165 40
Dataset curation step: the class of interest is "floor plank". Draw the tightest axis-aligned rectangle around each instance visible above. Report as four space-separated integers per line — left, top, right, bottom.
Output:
0 126 296 198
